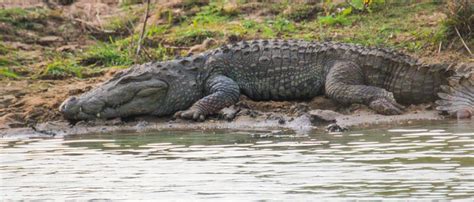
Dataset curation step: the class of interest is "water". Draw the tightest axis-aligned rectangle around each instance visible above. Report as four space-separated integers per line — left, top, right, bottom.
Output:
1 120 473 200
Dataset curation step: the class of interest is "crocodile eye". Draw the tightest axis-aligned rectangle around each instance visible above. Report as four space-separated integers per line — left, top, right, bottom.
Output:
117 73 152 84
136 87 165 97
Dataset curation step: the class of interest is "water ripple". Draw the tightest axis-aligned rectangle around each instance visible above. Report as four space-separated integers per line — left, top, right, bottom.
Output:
1 120 473 200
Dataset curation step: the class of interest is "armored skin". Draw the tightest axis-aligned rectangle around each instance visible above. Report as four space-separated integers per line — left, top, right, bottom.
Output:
59 39 474 121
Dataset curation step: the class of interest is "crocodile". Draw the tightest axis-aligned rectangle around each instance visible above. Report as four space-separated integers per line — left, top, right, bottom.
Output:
59 39 474 121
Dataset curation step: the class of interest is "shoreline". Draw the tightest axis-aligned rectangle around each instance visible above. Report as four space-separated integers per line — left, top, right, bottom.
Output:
1 105 453 138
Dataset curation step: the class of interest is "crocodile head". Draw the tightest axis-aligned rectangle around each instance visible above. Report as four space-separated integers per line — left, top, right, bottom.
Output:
59 59 204 121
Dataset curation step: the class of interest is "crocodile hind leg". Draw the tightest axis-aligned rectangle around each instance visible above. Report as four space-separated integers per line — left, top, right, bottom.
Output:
325 61 405 115
175 75 240 121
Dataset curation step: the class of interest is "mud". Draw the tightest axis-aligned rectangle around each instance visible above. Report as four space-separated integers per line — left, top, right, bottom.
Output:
0 91 447 137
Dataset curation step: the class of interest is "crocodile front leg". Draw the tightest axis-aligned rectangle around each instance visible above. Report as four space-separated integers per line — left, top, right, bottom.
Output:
325 61 405 115
175 74 240 121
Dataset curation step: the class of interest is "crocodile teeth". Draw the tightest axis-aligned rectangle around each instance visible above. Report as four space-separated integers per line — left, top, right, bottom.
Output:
96 113 101 118
79 107 82 112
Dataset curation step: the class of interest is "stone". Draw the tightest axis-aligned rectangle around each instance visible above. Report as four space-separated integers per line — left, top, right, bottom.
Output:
38 36 64 46
308 109 343 123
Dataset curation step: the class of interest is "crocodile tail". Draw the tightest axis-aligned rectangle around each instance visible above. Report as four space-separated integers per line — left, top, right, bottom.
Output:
435 63 474 119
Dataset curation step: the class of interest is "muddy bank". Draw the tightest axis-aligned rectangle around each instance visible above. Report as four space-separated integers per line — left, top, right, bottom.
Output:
0 94 448 137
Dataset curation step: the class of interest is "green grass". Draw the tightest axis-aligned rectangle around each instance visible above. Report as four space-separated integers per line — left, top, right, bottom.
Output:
0 8 28 23
297 2 445 52
147 25 169 37
0 43 8 55
283 4 321 22
40 59 83 79
2 1 461 81
173 28 221 46
103 7 140 33
0 7 51 29
81 42 133 67
0 56 19 67
0 67 19 79
191 3 239 26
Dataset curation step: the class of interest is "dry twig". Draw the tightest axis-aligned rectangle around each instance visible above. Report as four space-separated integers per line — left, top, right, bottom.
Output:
438 41 442 54
455 27 473 56
136 0 151 56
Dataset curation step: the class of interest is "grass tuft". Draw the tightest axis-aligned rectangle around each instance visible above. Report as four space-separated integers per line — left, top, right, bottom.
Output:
0 67 19 79
174 28 219 46
40 59 83 79
81 42 133 67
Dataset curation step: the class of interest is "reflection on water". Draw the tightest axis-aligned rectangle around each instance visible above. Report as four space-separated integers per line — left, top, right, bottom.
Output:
1 120 474 200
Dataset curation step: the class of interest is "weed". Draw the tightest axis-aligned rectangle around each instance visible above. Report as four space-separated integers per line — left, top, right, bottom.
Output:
0 56 19 67
349 0 386 12
180 0 210 10
104 7 140 34
261 26 276 38
0 8 28 24
0 67 19 79
40 59 83 79
0 43 10 55
192 4 235 25
150 44 173 61
283 4 321 22
174 28 219 46
242 20 257 29
81 42 133 67
0 8 50 29
147 25 169 37
318 15 351 26
443 0 473 40
273 17 296 33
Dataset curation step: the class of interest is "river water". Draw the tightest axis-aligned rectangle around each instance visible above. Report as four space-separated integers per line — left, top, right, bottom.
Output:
1 120 474 200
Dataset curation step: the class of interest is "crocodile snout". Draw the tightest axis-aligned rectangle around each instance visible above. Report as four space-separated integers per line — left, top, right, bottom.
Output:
59 96 80 119
60 96 76 111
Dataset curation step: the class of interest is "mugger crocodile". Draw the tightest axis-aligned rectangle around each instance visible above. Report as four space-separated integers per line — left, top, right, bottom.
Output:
59 39 474 121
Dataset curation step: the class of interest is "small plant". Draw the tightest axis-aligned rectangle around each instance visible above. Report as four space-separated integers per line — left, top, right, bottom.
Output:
0 67 19 79
261 26 276 38
0 43 8 55
273 17 296 33
349 0 386 12
0 8 28 24
174 29 218 46
242 20 257 29
180 0 210 10
40 59 83 79
443 0 473 40
104 7 139 34
147 25 168 37
192 4 235 25
81 42 133 67
0 56 19 67
283 4 321 22
152 44 173 61
318 4 354 27
0 8 49 29
318 15 351 26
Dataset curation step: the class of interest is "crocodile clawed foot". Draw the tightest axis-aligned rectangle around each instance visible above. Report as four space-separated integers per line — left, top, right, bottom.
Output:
174 108 206 122
369 98 405 115
326 123 348 133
